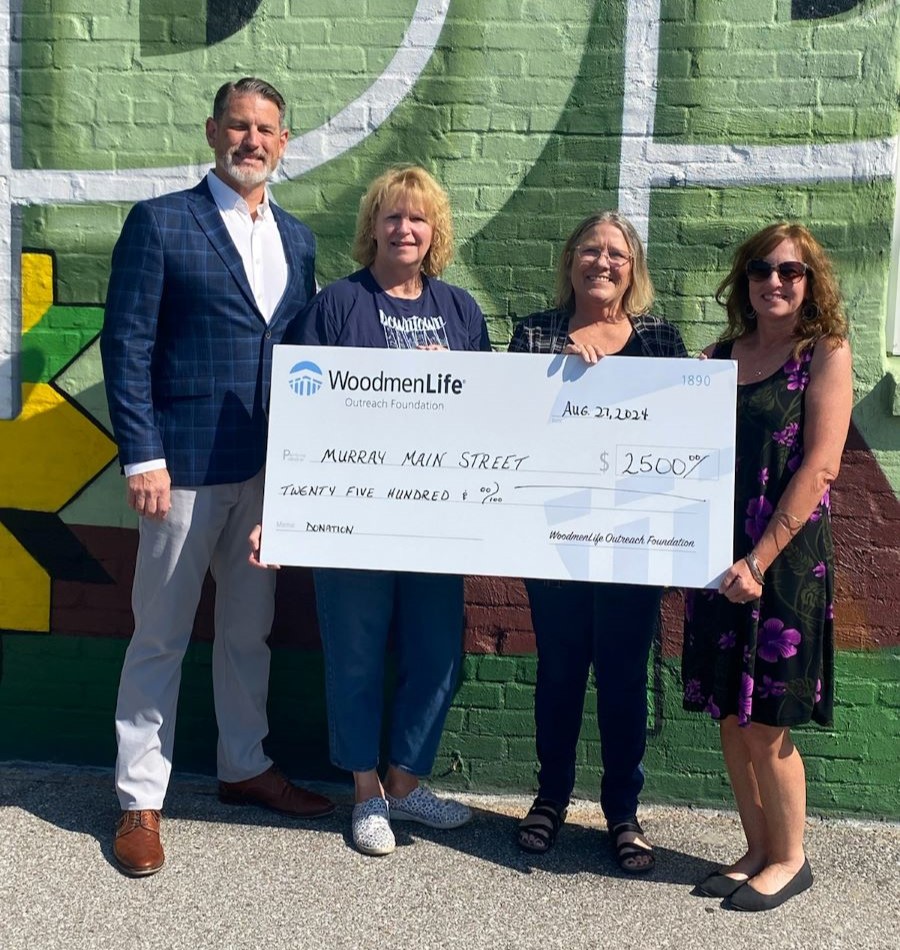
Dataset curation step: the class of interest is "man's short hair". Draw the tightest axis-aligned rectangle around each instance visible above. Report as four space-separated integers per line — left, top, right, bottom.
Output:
212 77 287 127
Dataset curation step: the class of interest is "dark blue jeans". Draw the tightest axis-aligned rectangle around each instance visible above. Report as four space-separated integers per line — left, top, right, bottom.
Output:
313 568 464 776
525 579 662 824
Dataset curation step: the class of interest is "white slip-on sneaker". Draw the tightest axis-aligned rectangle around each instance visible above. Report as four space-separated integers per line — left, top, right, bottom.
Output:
385 785 472 829
351 796 395 856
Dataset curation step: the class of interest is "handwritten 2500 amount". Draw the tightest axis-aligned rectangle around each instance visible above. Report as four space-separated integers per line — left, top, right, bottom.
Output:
617 450 711 478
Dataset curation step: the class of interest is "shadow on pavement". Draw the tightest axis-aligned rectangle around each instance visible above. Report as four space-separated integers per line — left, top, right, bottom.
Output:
1 765 711 883
376 806 711 884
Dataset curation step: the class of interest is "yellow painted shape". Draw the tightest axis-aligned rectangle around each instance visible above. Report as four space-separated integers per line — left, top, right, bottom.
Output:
0 524 50 632
0 383 117 510
22 253 54 333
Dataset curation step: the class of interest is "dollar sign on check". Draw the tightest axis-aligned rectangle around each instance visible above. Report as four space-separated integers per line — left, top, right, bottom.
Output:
598 451 609 474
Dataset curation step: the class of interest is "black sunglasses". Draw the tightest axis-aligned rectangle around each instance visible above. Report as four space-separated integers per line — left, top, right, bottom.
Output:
746 259 810 283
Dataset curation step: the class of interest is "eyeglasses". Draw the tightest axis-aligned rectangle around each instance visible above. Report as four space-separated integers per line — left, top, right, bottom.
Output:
576 246 632 268
746 259 810 283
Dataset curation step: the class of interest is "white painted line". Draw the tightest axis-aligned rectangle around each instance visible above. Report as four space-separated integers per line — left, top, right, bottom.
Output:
280 0 449 179
618 0 896 246
0 0 449 416
617 0 661 243
5 0 450 205
647 139 898 187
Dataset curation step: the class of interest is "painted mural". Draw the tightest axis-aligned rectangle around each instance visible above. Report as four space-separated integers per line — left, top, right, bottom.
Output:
1 0 898 809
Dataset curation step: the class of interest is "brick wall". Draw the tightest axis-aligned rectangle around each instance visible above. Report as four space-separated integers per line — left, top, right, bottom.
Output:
1 0 899 817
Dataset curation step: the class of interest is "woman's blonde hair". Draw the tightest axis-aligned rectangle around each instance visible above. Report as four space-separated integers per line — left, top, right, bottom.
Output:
716 222 847 355
352 164 455 277
555 211 654 316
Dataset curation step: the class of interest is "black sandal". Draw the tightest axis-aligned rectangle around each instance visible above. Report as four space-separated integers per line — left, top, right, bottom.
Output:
609 819 656 874
517 797 567 854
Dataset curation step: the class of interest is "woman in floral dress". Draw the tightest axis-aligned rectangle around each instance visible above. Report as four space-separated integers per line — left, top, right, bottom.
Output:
682 223 852 911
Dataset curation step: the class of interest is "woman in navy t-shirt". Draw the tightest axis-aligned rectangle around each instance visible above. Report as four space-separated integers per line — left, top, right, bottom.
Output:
285 165 490 856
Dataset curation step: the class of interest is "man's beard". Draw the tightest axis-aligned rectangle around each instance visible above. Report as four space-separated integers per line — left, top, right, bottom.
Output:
221 147 277 187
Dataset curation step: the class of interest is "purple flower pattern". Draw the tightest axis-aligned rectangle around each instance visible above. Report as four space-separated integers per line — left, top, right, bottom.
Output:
684 679 703 704
682 340 831 730
745 494 773 545
785 353 811 392
773 422 799 447
718 630 737 650
737 674 754 725
757 675 787 699
758 618 801 663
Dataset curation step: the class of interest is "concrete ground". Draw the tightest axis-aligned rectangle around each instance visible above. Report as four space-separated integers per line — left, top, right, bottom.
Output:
1 763 897 950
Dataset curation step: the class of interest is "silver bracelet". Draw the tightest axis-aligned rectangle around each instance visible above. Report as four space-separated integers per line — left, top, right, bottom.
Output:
744 552 765 585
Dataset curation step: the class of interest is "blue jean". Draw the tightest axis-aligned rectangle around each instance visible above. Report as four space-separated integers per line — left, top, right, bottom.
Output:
313 568 464 775
524 579 662 824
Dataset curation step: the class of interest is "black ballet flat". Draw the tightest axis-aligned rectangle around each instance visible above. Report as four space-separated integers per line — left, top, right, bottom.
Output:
696 870 748 898
729 858 813 912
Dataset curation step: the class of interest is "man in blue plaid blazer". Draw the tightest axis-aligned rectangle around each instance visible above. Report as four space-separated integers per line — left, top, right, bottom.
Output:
101 78 334 878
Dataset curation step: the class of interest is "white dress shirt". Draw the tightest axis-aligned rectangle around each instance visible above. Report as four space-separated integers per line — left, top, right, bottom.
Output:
205 170 288 323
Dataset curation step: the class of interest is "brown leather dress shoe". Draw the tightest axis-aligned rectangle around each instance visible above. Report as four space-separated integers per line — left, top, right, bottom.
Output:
114 809 164 877
218 765 335 818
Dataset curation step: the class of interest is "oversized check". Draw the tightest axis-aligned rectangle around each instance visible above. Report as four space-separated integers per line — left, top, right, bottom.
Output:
261 346 736 588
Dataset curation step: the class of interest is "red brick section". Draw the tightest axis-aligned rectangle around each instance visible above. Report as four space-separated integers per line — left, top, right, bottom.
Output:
49 421 898 653
463 576 534 654
51 527 136 637
52 526 322 648
829 422 900 650
461 424 900 658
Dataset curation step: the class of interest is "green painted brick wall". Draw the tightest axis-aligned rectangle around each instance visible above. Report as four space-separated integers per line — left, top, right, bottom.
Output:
2 0 900 820
1 635 897 816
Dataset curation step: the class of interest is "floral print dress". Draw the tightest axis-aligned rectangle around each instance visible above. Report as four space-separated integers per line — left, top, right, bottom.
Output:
682 341 834 728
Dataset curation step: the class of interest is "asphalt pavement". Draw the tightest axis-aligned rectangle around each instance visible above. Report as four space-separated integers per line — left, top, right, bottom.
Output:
1 762 897 950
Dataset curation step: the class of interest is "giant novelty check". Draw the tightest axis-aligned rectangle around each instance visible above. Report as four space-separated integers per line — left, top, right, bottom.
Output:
261 346 737 588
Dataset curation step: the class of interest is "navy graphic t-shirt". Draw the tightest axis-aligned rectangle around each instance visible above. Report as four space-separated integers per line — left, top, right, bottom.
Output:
378 306 449 349
286 268 490 353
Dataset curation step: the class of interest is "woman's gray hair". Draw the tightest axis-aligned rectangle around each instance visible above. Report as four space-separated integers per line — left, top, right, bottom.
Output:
555 211 654 316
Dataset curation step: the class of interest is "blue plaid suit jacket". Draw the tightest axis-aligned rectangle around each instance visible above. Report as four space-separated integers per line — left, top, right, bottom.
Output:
100 178 316 486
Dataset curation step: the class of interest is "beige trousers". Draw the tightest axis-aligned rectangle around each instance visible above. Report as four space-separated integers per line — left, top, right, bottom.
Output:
115 470 276 810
